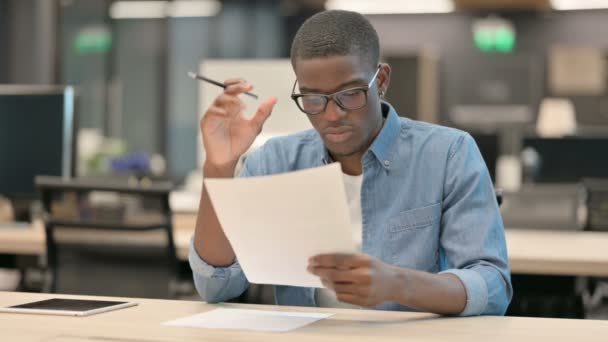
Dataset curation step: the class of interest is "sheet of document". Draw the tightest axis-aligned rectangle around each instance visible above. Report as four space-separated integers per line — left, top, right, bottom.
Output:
204 163 356 288
163 308 333 332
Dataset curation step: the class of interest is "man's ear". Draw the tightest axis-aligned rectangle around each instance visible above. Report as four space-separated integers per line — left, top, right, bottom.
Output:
377 63 391 97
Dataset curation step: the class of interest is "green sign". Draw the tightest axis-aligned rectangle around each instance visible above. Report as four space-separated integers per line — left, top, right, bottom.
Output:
473 19 516 54
74 28 112 55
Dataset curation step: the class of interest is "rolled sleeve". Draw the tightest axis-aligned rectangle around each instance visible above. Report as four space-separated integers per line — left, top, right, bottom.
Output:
188 238 249 303
440 133 513 316
440 268 488 316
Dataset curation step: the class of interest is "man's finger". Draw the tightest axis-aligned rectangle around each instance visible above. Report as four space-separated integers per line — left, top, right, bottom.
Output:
335 293 369 307
249 96 277 130
212 95 245 119
309 267 363 284
224 82 253 96
332 283 368 296
309 253 371 269
205 106 228 117
214 94 243 108
224 78 246 86
309 254 348 268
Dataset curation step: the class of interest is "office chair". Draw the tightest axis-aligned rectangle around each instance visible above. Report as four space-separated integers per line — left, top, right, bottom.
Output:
36 176 186 299
496 189 503 207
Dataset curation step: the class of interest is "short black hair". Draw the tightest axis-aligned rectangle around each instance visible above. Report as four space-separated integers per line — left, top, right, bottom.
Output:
290 10 380 71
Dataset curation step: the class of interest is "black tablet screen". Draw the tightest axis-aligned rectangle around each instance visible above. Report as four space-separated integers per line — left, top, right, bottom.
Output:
9 298 128 312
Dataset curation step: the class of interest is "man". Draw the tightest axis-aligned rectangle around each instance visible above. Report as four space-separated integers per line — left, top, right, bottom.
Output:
189 10 512 316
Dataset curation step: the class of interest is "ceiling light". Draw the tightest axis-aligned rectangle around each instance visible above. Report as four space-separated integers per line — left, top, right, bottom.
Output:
325 0 454 14
168 0 222 18
552 0 608 10
110 1 166 19
110 0 222 19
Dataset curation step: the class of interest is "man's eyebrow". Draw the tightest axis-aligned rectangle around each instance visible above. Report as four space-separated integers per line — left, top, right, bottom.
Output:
298 78 367 94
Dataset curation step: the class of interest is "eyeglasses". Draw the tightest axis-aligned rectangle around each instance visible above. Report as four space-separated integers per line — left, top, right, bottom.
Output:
290 66 381 115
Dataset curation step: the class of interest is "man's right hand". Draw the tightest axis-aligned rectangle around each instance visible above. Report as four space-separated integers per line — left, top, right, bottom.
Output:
200 79 277 176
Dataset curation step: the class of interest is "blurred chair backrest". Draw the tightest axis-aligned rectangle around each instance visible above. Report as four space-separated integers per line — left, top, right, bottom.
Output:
500 183 586 231
582 178 608 232
36 176 178 299
496 189 503 207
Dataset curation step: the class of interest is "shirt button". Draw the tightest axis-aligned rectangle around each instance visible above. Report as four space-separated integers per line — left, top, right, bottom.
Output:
384 160 391 167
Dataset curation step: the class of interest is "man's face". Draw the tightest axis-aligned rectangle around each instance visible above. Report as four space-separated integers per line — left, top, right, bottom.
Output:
293 55 387 158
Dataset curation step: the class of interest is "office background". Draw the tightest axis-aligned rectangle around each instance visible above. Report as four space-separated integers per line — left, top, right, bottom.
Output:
1 0 608 320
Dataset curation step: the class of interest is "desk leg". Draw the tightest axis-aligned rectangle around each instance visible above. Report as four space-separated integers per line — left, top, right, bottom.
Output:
16 255 46 292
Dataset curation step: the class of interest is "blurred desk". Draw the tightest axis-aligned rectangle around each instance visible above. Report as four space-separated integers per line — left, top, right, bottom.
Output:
0 214 196 261
2 291 608 342
506 228 608 277
0 220 45 256
3 217 608 276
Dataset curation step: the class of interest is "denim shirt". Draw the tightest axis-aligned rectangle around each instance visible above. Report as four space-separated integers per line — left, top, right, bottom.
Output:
189 102 512 316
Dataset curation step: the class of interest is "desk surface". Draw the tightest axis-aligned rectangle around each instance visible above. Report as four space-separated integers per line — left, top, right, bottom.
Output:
2 215 608 276
0 214 196 261
0 220 46 256
2 291 608 342
506 228 608 277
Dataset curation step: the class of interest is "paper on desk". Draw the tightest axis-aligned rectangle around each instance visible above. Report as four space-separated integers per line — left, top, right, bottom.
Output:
204 163 356 288
163 308 333 332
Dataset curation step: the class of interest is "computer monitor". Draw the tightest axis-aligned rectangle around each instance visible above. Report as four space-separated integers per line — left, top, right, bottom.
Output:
448 54 541 130
523 137 608 183
469 133 499 182
0 86 76 199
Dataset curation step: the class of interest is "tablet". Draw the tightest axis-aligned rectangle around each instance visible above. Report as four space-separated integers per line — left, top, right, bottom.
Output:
0 298 138 317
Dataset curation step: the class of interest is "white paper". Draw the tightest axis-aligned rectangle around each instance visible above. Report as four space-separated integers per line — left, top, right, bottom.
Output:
204 163 356 288
163 308 333 332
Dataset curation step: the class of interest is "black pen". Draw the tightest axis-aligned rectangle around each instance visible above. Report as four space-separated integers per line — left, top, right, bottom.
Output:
187 71 259 99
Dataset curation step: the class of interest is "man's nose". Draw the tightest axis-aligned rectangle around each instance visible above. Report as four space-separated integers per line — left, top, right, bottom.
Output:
322 99 347 122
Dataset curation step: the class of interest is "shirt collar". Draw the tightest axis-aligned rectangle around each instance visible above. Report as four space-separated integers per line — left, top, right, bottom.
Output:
368 101 401 170
320 101 402 170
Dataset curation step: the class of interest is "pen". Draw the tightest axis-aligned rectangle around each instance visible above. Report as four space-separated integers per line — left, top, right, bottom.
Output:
187 71 259 99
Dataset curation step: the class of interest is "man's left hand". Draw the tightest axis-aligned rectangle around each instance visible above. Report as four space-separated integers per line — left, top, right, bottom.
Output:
307 253 400 307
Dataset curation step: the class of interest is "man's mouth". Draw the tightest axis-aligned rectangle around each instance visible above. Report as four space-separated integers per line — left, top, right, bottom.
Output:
324 127 353 143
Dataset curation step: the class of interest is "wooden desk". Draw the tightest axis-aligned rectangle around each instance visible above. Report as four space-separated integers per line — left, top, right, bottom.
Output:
2 291 608 342
0 214 196 261
2 215 608 277
0 220 45 256
506 228 608 277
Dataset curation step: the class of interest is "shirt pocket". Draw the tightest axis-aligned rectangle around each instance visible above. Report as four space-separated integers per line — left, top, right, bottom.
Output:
386 203 442 271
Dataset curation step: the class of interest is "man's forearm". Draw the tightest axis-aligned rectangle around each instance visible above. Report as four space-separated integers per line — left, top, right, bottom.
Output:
193 162 238 267
390 267 467 315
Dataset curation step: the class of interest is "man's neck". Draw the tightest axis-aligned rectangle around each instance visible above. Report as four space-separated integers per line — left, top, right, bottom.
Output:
330 104 388 176
335 154 364 176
